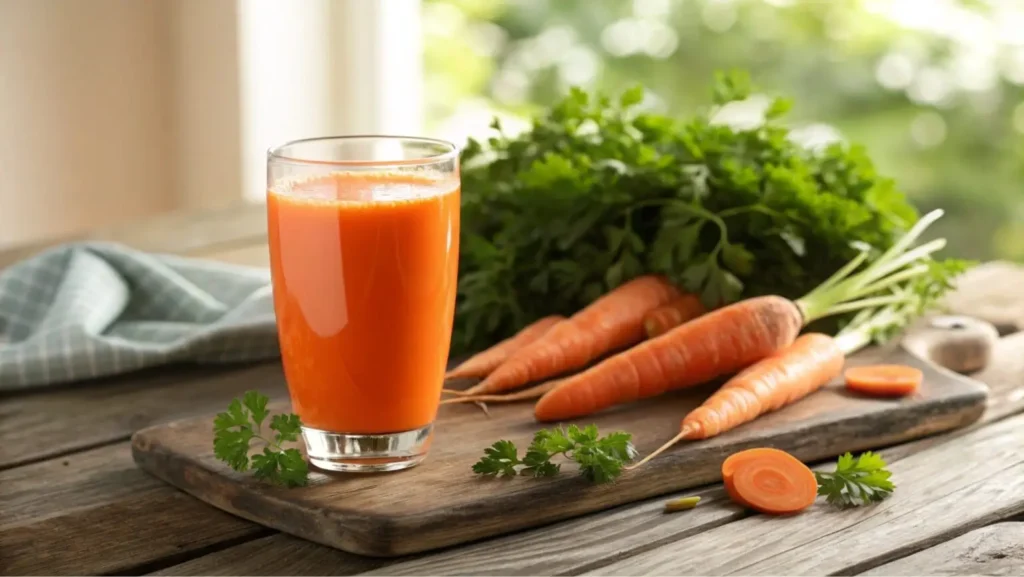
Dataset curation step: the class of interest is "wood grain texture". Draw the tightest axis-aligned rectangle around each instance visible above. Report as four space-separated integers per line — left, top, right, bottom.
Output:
880 329 1024 464
131 348 986 558
863 522 1024 576
0 201 267 270
348 329 1024 575
0 443 264 576
198 243 270 268
967 330 1024 420
587 411 1024 576
150 534 388 576
0 362 286 469
359 485 744 576
945 261 1024 335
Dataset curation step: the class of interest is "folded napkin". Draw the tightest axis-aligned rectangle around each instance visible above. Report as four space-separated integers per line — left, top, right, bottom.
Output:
0 242 280 391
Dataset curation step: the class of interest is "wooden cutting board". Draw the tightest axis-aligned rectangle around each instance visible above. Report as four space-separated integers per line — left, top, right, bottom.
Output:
131 322 991 558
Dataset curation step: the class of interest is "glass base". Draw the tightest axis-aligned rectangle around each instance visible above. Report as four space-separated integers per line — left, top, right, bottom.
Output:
300 424 433 473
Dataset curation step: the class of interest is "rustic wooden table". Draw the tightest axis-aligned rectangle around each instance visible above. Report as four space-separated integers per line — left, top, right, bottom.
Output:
3 202 1024 576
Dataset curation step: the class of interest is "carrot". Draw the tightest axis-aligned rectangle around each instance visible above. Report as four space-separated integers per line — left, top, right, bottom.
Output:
622 333 844 468
443 315 564 384
534 209 950 423
682 334 844 439
844 364 922 397
462 275 681 397
721 448 795 508
723 448 818 515
534 295 804 422
643 294 706 338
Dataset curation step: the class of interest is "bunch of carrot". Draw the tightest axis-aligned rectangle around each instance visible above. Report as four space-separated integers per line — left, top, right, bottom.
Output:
444 209 950 467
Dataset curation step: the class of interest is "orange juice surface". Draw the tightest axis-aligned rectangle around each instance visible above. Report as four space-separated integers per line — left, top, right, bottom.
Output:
267 172 459 433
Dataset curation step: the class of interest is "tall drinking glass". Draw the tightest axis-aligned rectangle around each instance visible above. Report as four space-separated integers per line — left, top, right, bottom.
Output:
266 136 460 472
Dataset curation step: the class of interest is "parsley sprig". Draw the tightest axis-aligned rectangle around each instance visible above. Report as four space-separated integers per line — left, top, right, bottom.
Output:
213 391 309 487
473 425 637 483
815 451 895 507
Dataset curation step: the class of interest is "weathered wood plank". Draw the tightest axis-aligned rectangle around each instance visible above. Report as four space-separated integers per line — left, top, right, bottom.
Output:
0 201 266 269
0 362 286 469
586 412 1024 576
945 261 1024 335
863 522 1024 576
363 379 1024 577
149 330 1024 576
197 243 270 268
153 485 743 577
0 443 265 576
149 534 387 577
132 345 986 558
879 329 1024 463
359 485 743 576
967 330 1024 419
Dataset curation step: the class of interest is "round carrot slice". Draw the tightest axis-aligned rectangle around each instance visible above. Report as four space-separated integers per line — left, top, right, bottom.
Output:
844 364 923 398
724 449 817 515
723 448 795 479
721 448 793 507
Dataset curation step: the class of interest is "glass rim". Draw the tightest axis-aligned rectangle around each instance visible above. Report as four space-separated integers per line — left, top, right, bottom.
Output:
266 135 460 168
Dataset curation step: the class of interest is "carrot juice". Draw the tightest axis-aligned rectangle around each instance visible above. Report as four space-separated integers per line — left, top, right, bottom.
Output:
267 171 460 437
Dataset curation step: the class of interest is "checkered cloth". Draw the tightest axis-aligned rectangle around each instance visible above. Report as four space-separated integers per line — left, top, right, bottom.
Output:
0 242 279 391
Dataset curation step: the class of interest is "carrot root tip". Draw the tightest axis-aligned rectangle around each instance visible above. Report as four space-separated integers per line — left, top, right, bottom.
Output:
625 425 693 471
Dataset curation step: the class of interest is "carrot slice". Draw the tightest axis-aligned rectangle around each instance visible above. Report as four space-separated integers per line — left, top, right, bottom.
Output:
844 364 923 398
721 448 794 508
723 448 817 515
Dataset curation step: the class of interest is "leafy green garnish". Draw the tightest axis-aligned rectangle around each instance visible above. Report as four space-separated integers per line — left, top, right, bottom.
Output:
815 451 895 507
452 69 969 356
472 425 637 483
213 391 309 487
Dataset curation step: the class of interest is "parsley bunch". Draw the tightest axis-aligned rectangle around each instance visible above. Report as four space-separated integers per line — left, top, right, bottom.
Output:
453 70 967 356
213 391 309 487
815 451 895 507
472 425 637 483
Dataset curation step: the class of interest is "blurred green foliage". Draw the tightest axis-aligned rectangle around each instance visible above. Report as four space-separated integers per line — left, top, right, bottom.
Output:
422 0 1024 262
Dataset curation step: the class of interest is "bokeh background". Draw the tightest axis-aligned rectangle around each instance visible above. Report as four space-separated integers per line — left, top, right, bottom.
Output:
423 0 1024 262
1 0 1021 263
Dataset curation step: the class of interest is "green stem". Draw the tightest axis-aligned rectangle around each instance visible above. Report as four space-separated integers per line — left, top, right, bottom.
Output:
254 434 284 453
802 250 869 302
833 328 875 357
817 295 914 318
670 201 729 239
718 204 793 222
666 201 730 258
850 264 930 299
842 239 946 295
833 305 903 355
795 209 945 323
871 209 944 271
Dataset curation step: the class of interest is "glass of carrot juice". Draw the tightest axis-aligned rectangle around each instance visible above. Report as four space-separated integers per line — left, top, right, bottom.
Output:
266 136 460 473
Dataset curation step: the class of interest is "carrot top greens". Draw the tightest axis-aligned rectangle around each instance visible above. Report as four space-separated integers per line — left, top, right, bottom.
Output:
453 70 970 356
